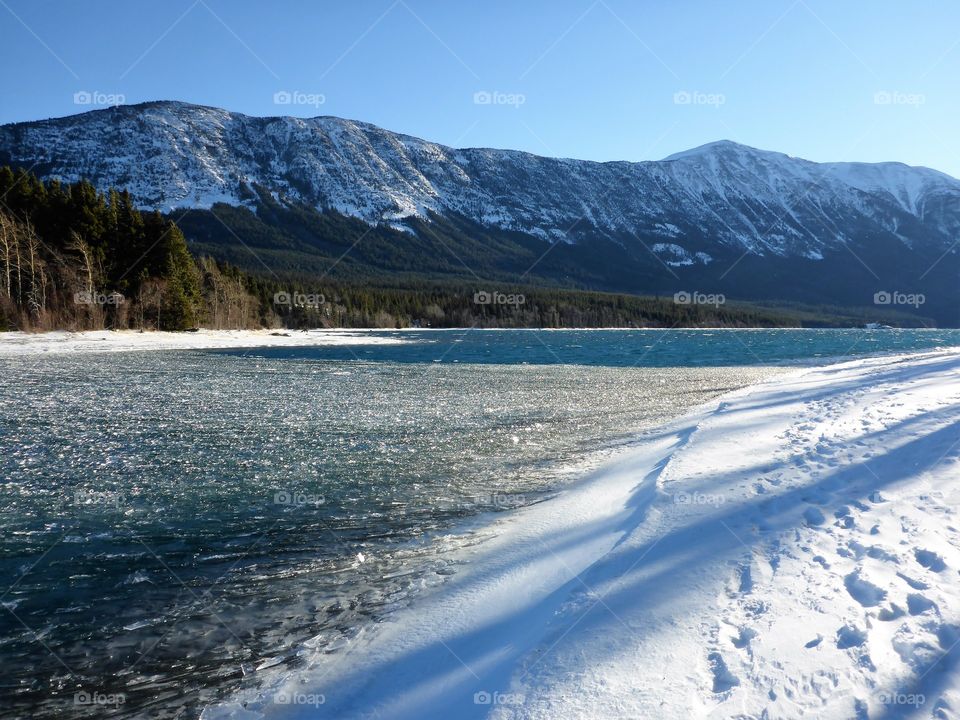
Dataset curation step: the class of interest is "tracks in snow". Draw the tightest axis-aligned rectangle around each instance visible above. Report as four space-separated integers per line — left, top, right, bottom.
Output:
705 355 960 718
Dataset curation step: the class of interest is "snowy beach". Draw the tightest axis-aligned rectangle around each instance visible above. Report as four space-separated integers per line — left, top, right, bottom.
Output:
0 328 407 357
213 347 960 719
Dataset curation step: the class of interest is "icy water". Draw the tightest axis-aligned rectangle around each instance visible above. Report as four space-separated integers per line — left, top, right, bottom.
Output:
1 329 958 719
219 327 960 366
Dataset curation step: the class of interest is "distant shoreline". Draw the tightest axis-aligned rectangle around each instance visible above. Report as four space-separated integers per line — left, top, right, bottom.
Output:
2 325 953 359
0 328 408 357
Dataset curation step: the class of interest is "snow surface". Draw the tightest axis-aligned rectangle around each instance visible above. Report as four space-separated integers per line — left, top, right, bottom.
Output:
820 161 959 216
204 348 960 719
0 329 406 356
651 242 713 266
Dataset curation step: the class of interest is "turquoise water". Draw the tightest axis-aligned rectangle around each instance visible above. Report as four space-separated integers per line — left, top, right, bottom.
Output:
1 329 958 719
217 328 960 366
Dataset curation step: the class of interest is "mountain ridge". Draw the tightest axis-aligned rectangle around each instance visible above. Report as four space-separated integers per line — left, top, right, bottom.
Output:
12 102 957 178
2 101 958 254
0 101 957 324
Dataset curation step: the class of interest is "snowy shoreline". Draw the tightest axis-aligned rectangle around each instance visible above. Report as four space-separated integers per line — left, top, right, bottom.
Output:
207 347 960 719
0 328 407 357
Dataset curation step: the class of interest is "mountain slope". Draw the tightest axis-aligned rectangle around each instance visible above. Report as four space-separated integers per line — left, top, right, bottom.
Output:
0 101 957 324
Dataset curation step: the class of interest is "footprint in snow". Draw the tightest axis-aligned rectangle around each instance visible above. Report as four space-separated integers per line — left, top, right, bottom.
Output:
896 571 928 590
914 548 947 572
844 570 887 607
877 603 905 621
732 627 757 649
864 545 898 563
836 624 868 649
906 593 937 615
803 507 826 526
707 651 740 693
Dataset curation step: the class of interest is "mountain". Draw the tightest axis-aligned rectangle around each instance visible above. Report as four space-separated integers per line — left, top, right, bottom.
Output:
0 101 957 324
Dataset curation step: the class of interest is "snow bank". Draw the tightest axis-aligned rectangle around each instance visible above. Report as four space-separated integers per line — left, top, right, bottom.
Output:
0 328 406 357
207 348 960 719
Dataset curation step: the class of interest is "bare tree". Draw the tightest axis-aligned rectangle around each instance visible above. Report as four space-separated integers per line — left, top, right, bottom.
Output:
137 279 167 330
0 212 13 300
69 232 95 299
22 221 47 327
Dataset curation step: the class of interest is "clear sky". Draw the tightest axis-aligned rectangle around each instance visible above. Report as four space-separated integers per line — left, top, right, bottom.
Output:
2 0 959 176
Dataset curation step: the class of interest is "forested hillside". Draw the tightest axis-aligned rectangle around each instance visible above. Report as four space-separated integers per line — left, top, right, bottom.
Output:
0 166 263 331
0 167 928 332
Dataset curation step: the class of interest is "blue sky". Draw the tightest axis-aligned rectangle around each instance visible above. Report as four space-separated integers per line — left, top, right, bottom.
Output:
2 0 959 176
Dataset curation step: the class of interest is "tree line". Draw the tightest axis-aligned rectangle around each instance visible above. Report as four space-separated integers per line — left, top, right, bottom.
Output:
0 165 848 332
0 166 261 331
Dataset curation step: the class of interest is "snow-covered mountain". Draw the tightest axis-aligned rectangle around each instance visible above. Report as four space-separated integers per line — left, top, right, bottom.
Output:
0 101 957 323
2 101 959 262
